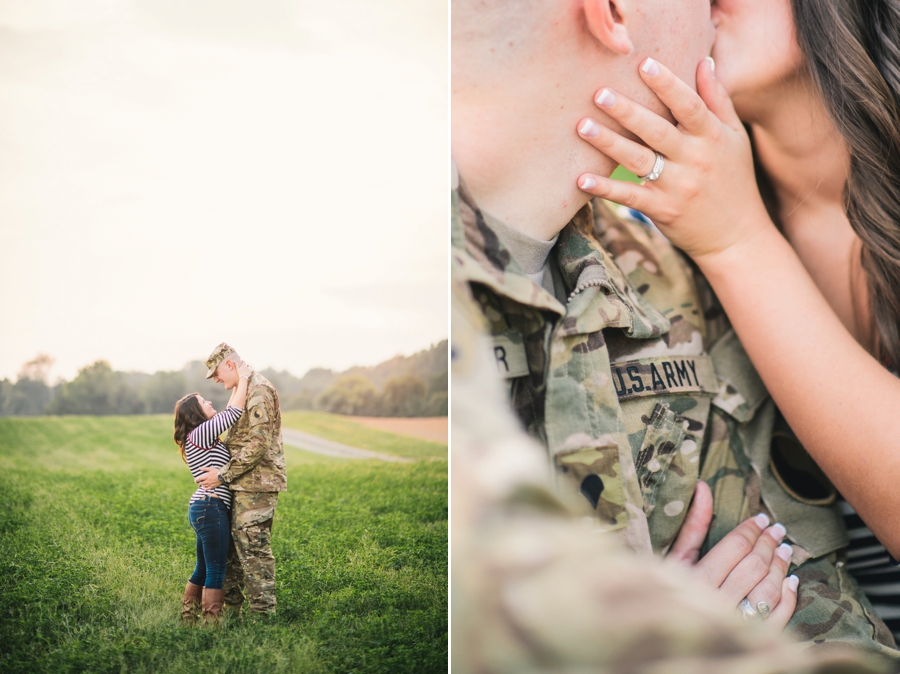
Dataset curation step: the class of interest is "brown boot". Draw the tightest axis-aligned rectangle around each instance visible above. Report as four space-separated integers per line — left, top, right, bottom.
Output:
202 588 225 624
181 582 203 625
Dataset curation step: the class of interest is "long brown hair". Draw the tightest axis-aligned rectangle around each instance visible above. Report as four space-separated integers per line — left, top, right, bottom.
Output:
789 0 900 367
173 393 205 463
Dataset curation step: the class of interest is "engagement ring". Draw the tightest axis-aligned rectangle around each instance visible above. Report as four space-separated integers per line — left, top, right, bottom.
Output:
639 152 665 182
738 598 760 621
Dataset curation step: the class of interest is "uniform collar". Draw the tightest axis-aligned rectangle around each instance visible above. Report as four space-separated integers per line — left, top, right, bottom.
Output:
559 200 672 339
452 176 671 338
452 177 566 315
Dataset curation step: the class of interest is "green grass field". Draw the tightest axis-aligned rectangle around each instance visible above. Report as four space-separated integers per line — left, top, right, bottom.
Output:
281 411 447 460
0 415 447 674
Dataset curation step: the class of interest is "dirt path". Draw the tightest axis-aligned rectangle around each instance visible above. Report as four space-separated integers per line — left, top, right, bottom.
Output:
281 428 414 462
347 416 448 444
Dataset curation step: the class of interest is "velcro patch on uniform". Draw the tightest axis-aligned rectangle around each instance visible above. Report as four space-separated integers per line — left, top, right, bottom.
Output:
611 355 716 400
249 403 269 426
491 331 529 379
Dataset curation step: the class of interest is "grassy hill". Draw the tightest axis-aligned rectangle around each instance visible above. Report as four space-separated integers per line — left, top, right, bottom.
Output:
0 416 447 673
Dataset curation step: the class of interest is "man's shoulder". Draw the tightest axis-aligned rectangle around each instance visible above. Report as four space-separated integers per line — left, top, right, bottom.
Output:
595 202 732 347
248 374 277 401
588 200 676 258
591 200 701 293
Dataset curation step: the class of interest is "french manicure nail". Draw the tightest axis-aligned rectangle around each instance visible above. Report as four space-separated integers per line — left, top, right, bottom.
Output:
788 575 799 592
596 89 616 107
776 543 793 562
641 58 660 77
578 119 600 138
705 56 716 76
580 176 597 190
770 522 787 542
754 512 770 529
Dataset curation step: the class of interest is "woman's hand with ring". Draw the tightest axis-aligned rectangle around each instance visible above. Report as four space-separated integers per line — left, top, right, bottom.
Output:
668 481 799 630
741 532 798 629
574 56 774 268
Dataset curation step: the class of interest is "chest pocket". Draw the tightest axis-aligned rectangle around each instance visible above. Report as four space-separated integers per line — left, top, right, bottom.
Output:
709 329 848 558
635 403 686 511
555 445 628 529
613 354 717 551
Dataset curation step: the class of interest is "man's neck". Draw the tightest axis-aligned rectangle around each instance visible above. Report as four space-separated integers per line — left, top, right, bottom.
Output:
452 96 617 241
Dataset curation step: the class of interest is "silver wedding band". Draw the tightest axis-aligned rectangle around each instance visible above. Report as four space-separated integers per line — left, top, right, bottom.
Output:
756 601 771 618
738 598 760 621
639 152 665 182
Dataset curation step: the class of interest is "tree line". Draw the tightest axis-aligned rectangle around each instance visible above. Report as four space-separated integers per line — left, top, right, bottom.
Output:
0 343 448 418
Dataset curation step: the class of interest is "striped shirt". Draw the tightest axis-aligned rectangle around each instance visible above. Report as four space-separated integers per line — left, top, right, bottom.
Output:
841 497 900 641
185 405 242 509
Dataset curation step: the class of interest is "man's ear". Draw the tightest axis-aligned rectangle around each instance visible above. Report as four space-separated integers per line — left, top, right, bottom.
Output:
584 0 633 56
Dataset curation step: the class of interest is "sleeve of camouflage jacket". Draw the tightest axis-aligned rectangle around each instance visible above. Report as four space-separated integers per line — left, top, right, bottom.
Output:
218 388 274 484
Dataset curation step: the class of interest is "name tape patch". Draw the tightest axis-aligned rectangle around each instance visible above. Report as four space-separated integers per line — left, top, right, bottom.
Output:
612 355 716 400
492 331 529 379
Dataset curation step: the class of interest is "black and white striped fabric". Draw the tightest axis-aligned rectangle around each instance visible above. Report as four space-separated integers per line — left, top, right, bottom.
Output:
185 405 242 509
840 497 900 641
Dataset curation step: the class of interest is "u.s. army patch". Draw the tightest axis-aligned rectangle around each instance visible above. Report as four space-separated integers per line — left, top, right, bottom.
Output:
491 331 529 379
611 355 716 400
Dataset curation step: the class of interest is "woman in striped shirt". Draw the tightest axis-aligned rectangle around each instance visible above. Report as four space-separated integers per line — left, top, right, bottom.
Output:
173 359 251 623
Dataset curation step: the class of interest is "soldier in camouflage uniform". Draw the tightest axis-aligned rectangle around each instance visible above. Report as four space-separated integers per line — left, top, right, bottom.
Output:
196 343 287 615
452 0 897 660
451 265 888 673
452 179 898 660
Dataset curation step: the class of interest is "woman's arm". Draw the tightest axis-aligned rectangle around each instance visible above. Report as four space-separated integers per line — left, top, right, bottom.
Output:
697 215 900 556
189 362 252 449
188 406 244 450
574 58 900 557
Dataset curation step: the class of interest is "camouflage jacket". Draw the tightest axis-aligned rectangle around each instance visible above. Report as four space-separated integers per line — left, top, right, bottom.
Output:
452 179 898 656
450 267 887 673
219 372 287 492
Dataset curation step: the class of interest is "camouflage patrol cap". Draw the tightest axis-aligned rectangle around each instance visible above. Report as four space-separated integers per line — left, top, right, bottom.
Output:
205 342 236 379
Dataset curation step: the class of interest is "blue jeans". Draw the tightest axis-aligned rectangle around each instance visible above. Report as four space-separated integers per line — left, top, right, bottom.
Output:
188 496 230 590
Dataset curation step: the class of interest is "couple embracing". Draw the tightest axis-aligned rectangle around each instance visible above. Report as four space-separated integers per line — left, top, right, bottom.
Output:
172 343 286 623
454 0 900 667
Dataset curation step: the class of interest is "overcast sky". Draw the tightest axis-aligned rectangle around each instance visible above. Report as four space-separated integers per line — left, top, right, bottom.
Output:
0 0 448 382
